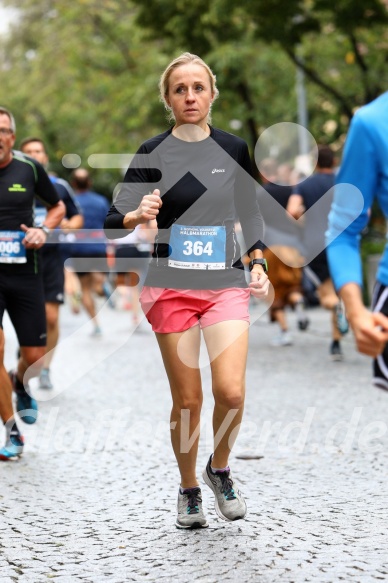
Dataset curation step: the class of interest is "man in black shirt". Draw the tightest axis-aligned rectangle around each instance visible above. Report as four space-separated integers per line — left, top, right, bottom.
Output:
20 137 83 390
0 107 65 461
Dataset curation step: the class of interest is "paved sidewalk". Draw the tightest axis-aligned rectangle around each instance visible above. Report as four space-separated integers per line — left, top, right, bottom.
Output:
1 295 387 582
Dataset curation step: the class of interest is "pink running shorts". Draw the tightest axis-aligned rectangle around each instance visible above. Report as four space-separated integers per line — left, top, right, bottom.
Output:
140 286 251 333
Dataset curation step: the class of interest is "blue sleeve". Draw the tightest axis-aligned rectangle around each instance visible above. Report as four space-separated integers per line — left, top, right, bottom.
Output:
54 179 82 219
326 114 377 290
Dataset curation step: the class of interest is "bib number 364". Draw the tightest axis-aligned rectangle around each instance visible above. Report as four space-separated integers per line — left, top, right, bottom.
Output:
183 240 213 256
168 224 226 270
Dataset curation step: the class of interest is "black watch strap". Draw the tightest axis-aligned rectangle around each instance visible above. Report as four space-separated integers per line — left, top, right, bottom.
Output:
249 258 268 273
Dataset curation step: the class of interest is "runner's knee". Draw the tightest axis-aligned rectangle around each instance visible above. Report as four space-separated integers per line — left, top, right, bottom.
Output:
21 347 46 367
172 393 203 415
213 389 244 411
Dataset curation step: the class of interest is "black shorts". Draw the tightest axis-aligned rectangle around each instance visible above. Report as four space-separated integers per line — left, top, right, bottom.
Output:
304 250 330 286
372 282 388 391
42 247 65 304
0 272 46 346
114 245 150 275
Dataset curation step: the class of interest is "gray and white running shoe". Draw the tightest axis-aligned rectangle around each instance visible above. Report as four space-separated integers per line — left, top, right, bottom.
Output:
175 486 209 529
39 368 53 390
203 455 247 522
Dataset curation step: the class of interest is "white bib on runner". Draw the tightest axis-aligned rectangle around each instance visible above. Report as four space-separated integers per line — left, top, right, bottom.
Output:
0 231 27 264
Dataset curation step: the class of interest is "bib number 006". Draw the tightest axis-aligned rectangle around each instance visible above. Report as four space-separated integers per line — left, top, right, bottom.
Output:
0 241 20 254
183 240 213 256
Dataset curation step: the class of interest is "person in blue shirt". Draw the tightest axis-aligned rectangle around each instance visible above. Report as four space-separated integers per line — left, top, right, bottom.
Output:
69 168 111 336
287 145 348 360
327 92 388 389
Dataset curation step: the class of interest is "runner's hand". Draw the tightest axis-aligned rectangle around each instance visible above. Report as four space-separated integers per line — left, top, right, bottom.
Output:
20 224 47 250
249 269 270 298
135 189 162 222
348 308 388 357
59 218 72 233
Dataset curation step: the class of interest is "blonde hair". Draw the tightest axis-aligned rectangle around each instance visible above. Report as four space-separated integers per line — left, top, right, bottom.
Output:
159 52 219 124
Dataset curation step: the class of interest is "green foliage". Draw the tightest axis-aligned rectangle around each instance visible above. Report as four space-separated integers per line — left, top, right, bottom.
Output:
133 0 388 140
0 0 169 193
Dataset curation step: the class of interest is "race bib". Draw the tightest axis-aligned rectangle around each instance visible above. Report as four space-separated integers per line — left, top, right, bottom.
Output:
168 224 226 270
0 231 27 264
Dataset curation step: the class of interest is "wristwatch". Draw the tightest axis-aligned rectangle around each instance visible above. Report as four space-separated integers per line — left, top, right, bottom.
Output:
39 224 51 236
249 258 268 273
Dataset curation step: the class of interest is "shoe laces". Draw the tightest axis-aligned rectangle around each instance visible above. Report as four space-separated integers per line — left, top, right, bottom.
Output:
184 487 202 514
216 471 237 500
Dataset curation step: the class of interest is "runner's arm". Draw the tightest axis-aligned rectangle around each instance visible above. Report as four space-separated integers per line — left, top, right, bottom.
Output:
286 194 305 219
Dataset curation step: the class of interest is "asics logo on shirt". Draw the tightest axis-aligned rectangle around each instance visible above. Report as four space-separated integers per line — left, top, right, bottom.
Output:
212 168 225 174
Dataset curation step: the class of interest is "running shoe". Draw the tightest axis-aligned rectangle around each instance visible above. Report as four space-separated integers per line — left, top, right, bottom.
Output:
334 302 349 335
70 291 82 314
0 434 24 461
103 280 116 309
9 370 38 424
202 455 247 522
176 486 209 529
294 300 309 331
39 368 53 390
297 316 310 331
271 331 293 346
91 325 102 337
330 339 343 361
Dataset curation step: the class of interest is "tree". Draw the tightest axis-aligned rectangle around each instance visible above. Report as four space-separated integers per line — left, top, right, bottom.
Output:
0 0 170 193
246 0 388 113
133 0 388 145
1 0 387 189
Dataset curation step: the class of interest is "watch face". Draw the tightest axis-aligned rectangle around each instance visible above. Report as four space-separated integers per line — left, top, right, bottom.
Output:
250 259 267 272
